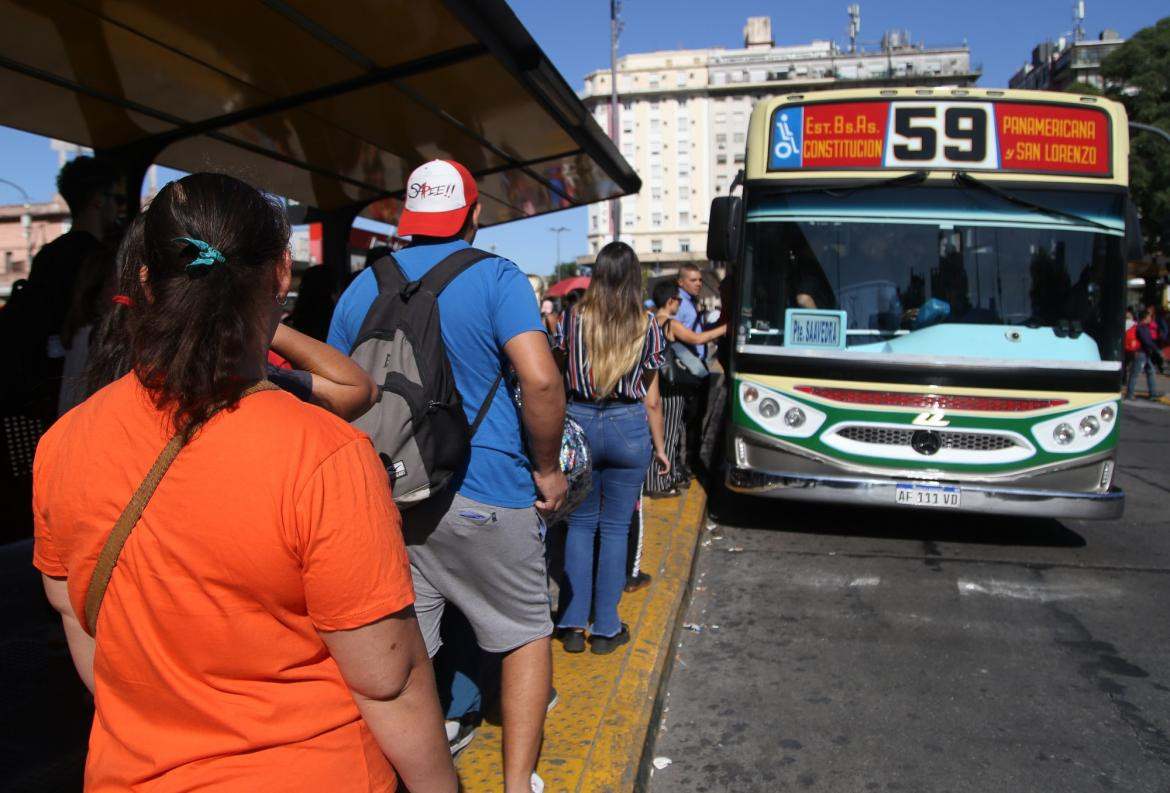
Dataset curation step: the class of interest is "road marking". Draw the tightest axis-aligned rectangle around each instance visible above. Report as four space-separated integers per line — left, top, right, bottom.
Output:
957 578 1121 602
848 576 881 587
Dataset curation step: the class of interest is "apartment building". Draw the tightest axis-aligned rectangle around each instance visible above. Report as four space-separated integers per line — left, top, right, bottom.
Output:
1008 30 1125 93
579 16 979 272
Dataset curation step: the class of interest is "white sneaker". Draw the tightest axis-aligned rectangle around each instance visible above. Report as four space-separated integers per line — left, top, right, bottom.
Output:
530 771 545 793
445 718 476 755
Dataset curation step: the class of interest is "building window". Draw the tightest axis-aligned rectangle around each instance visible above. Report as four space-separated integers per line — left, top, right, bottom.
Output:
651 212 662 228
733 131 745 143
680 239 691 253
651 185 662 200
649 101 660 114
676 71 687 87
593 240 600 253
679 211 690 225
716 133 727 145
591 213 598 231
734 151 745 164
679 185 690 200
716 154 728 164
651 163 662 179
651 239 663 253
715 111 727 124
650 118 660 132
679 162 691 177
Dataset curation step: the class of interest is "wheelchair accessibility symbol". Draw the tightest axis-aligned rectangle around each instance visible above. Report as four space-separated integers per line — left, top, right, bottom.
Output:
769 109 803 169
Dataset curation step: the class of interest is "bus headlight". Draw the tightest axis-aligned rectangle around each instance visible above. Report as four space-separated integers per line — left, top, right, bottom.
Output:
1079 416 1100 437
737 380 826 439
1032 401 1117 454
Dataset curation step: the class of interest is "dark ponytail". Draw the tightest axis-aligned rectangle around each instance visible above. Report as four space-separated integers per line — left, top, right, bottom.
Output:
129 173 289 436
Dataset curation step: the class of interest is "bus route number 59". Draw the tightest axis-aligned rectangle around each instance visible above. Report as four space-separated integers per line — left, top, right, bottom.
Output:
886 103 995 170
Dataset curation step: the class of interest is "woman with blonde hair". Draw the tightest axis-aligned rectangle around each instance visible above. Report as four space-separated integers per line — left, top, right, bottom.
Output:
554 241 669 655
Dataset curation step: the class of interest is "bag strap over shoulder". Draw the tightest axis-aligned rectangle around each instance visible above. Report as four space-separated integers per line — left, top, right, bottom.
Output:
82 380 280 636
370 255 408 294
420 247 496 295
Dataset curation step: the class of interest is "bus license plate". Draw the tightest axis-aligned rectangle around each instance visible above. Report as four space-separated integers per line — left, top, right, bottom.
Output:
894 483 961 509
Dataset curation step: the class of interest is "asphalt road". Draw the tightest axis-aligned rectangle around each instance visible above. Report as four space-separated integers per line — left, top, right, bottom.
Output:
648 399 1170 793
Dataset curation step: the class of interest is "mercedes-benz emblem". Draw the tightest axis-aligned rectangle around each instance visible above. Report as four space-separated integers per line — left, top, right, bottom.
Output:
911 430 942 456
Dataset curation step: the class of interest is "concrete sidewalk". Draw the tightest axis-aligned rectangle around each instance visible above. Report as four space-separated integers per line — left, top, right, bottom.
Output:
457 485 707 792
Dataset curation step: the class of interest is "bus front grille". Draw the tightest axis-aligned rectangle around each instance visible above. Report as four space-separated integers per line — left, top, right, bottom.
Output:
837 426 1019 451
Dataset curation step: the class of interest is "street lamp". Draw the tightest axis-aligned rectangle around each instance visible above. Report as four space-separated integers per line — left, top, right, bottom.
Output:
0 177 33 272
550 225 569 275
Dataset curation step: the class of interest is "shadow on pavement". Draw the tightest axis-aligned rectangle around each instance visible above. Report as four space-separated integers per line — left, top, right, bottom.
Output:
707 482 1087 549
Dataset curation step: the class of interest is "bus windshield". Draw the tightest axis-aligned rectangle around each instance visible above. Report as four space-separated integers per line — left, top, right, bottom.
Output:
739 185 1127 364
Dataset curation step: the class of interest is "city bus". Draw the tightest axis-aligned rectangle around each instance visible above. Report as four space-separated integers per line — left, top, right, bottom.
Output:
708 88 1140 519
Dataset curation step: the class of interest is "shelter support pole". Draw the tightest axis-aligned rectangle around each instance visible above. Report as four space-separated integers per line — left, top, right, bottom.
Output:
320 206 363 281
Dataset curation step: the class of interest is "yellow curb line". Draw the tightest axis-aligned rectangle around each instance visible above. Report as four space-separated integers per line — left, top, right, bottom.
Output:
456 484 708 792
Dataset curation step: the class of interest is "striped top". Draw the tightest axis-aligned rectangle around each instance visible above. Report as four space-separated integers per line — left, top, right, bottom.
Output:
555 307 666 401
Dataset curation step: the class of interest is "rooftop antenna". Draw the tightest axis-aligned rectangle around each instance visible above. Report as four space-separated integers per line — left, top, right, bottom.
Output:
1073 0 1085 42
847 4 861 53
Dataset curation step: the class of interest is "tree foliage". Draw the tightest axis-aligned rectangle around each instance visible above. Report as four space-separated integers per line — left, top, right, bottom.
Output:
1101 16 1170 253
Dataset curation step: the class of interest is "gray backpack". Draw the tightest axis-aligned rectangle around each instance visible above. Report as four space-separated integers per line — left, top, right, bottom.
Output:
350 248 501 507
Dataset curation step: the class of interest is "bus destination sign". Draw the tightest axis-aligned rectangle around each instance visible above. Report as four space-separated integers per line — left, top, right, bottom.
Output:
768 100 1111 177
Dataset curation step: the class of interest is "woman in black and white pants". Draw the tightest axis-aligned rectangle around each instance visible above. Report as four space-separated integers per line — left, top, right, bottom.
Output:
644 281 726 497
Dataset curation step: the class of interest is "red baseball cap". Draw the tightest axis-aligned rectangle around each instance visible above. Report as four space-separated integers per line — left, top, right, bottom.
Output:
397 159 479 237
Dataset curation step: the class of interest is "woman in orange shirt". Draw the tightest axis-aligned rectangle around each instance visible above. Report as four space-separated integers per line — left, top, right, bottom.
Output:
32 173 456 792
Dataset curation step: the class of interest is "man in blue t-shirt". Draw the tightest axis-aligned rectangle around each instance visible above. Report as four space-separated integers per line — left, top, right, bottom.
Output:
674 263 711 479
329 159 566 793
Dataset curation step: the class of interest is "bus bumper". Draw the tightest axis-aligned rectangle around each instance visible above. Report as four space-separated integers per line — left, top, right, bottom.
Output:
726 466 1125 520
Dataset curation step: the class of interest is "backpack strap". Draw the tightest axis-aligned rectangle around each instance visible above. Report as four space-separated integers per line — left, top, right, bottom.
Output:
82 380 280 636
370 255 408 294
419 247 496 296
420 247 501 438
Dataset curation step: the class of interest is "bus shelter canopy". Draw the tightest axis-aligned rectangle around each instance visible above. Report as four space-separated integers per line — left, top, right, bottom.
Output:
0 0 638 227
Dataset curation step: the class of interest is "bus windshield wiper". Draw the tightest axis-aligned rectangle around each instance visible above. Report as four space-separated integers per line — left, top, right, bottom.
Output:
782 170 930 197
953 172 1112 231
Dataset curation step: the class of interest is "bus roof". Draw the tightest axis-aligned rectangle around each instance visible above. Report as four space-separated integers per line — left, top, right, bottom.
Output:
0 0 638 228
745 87 1128 187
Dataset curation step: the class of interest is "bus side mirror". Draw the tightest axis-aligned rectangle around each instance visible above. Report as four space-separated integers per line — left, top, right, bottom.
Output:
1125 197 1144 262
707 196 743 262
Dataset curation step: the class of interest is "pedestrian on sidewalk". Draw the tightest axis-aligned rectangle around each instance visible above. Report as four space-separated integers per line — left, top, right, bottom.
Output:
329 159 567 793
645 280 726 497
33 172 455 792
674 262 712 480
554 241 670 655
1128 305 1162 400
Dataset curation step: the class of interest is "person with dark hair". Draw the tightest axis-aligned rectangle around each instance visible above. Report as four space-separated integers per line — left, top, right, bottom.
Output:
330 159 566 793
31 156 123 351
84 215 377 422
646 280 726 497
33 172 455 792
1127 304 1162 400
285 264 339 342
554 241 669 655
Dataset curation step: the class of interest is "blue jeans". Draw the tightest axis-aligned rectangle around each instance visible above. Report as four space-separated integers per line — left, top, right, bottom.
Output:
1127 349 1159 398
558 401 652 638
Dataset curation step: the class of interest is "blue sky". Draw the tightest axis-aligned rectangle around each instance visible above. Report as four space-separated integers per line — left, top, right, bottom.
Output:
1 1 1165 273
